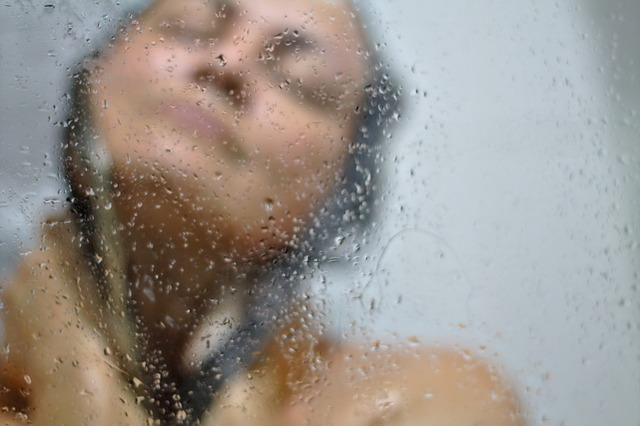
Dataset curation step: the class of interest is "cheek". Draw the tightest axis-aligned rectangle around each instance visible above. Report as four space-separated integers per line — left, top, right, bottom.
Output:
249 97 352 181
94 34 183 112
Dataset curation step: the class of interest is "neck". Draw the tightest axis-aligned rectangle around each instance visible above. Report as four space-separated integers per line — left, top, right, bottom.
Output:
118 219 254 373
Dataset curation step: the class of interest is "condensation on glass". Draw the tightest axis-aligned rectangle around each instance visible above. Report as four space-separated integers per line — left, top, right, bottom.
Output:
0 1 638 425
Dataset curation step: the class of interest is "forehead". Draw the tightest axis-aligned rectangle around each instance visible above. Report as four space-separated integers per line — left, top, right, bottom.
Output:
237 0 356 25
148 0 362 36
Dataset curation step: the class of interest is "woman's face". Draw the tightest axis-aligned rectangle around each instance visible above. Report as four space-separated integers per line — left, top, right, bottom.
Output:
89 0 369 258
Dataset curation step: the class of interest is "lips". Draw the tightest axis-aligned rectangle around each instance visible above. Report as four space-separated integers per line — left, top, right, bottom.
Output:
163 101 227 141
162 100 250 163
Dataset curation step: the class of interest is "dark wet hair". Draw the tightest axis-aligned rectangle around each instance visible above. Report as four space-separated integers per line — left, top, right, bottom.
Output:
309 64 400 249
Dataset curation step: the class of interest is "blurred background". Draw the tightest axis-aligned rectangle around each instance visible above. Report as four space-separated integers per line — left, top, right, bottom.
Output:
1 1 639 424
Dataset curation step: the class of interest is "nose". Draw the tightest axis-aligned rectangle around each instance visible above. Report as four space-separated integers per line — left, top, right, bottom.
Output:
191 28 260 112
193 53 247 108
192 55 249 112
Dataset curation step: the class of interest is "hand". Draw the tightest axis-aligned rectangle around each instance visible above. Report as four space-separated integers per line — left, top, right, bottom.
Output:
0 255 148 425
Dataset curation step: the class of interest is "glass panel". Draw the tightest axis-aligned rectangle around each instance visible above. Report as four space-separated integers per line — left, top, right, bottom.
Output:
1 1 638 424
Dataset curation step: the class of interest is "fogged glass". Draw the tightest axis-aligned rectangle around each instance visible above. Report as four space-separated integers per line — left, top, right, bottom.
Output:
1 1 638 425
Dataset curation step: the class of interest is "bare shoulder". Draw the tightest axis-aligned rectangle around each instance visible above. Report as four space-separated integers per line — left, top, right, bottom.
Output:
287 342 526 426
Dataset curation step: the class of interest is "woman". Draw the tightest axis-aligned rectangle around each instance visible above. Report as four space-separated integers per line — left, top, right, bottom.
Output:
0 0 524 424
